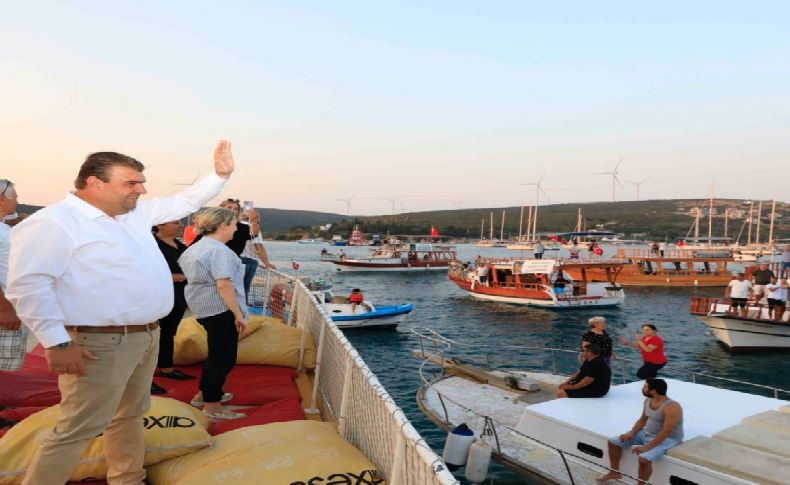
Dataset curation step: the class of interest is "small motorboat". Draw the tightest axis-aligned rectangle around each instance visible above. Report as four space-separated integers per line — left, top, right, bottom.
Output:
304 278 413 329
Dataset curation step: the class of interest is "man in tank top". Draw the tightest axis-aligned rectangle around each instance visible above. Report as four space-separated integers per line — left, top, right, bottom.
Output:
597 378 684 484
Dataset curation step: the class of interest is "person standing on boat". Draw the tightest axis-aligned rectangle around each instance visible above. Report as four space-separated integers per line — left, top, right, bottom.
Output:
618 324 667 379
0 179 27 372
725 272 752 318
6 141 233 484
476 264 489 284
534 241 545 259
781 245 790 279
597 378 683 484
765 277 788 321
152 220 194 391
557 344 611 398
751 263 774 303
582 316 616 365
569 242 580 259
658 241 666 257
179 207 248 421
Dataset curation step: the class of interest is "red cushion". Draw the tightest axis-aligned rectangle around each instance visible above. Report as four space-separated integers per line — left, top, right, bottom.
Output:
0 406 47 422
66 481 108 484
152 364 300 406
0 372 60 407
208 398 305 436
20 345 55 374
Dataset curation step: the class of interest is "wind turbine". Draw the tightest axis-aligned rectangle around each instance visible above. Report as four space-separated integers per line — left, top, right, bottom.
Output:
335 194 355 215
625 176 649 201
382 195 402 215
449 200 466 210
591 158 623 202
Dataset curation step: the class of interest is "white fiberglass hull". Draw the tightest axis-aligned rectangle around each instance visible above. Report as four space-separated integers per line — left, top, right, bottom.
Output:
700 315 790 351
332 261 450 272
464 290 624 308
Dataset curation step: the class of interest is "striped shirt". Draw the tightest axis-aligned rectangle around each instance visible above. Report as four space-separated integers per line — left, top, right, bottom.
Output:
179 237 248 320
1 220 28 371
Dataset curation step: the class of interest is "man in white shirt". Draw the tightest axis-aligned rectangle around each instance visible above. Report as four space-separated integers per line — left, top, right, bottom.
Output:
765 277 788 322
0 179 27 371
725 272 752 318
6 141 235 485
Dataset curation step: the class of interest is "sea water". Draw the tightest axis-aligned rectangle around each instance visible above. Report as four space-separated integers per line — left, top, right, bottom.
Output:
265 241 789 484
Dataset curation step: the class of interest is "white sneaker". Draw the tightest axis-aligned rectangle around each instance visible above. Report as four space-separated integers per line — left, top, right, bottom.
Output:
190 392 233 407
203 408 246 420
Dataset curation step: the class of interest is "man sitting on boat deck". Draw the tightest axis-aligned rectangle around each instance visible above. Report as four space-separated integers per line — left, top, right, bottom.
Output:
725 272 752 318
556 344 611 398
597 378 684 485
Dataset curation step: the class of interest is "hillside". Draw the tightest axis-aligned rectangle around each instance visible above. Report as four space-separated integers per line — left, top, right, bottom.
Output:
279 199 790 242
14 204 347 233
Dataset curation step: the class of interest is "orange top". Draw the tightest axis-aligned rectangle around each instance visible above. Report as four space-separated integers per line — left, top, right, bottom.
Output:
349 292 364 303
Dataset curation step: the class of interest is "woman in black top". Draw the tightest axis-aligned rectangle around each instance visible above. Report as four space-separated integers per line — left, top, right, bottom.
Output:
153 220 194 381
581 316 616 364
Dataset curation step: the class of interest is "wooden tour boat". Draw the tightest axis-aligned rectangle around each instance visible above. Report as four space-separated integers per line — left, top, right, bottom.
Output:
565 247 736 286
331 237 458 272
449 257 625 308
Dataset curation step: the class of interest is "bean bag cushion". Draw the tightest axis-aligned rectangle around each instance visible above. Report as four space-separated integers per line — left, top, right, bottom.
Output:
173 316 316 369
208 398 305 436
147 421 386 485
0 397 210 484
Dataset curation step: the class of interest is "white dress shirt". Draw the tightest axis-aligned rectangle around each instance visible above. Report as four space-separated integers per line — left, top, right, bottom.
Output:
0 221 9 290
7 173 228 347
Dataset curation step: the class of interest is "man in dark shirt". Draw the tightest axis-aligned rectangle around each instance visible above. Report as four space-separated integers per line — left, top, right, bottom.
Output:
751 263 774 302
557 344 611 398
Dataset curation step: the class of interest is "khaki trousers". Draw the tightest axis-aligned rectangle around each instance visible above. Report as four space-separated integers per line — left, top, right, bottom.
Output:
22 328 160 485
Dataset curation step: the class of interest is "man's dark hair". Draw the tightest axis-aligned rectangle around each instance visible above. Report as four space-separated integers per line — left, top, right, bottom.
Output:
586 343 602 356
643 324 657 331
645 378 667 396
75 152 145 189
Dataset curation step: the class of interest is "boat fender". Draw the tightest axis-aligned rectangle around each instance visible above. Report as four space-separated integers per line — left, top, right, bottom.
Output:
442 423 475 471
464 439 492 484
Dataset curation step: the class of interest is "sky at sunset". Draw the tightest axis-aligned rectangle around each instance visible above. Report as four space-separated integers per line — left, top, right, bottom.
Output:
2 1 789 215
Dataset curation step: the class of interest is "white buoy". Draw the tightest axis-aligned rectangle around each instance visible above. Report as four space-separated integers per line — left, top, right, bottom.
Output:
442 423 475 471
465 439 492 483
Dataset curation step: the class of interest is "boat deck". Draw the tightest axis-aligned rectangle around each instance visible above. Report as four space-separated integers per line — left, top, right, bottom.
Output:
420 373 606 484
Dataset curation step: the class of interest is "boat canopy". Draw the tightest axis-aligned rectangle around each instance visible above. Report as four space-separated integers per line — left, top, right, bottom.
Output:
552 230 617 238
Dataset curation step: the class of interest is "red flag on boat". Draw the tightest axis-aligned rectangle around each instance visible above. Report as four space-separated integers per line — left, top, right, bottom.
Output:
292 261 300 270
430 226 439 237
549 234 558 241
593 245 604 256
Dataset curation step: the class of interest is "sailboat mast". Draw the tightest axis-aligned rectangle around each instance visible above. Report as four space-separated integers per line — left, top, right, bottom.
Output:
708 186 714 247
747 201 754 245
480 218 484 241
694 208 700 241
518 206 524 242
532 205 539 242
769 198 776 246
756 201 763 245
489 212 494 241
724 209 729 241
500 210 505 241
576 208 582 232
526 206 533 242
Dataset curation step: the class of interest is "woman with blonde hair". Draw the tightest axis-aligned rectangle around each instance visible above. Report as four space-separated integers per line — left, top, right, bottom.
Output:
581 316 615 365
178 207 248 420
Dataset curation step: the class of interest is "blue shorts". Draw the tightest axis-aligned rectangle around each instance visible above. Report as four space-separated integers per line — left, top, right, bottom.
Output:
609 430 681 462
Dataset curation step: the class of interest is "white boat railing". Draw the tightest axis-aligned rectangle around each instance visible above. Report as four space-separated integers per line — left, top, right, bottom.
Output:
412 327 790 485
249 270 459 485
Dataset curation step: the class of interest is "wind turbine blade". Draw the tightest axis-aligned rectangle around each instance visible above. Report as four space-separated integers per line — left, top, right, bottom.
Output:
614 158 622 172
538 173 546 184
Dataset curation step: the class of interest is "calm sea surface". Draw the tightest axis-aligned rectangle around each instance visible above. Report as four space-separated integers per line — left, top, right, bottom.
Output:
265 241 788 484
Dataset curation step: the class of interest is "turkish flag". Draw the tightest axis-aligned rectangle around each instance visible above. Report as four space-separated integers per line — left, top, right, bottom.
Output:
292 261 300 270
430 226 439 237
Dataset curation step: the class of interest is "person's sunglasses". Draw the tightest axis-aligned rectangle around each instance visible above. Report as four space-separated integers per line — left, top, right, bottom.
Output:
0 181 12 198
